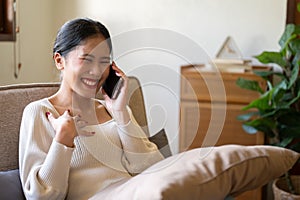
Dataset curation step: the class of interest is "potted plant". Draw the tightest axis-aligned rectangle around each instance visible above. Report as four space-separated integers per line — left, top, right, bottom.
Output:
236 16 300 198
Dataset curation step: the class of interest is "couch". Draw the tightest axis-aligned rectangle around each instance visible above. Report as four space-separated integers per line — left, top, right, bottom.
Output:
0 77 299 200
0 77 171 199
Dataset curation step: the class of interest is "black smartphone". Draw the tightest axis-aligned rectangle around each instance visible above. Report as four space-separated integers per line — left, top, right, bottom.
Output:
102 65 124 99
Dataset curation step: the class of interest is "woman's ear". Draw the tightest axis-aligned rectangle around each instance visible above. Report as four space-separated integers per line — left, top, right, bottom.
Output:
53 52 64 70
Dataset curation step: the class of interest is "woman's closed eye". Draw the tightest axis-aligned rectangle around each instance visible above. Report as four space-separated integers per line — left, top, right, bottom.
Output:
80 54 95 64
82 57 93 63
99 59 111 67
100 60 110 65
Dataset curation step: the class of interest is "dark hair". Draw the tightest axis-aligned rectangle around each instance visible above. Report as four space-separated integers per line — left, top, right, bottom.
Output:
53 18 112 57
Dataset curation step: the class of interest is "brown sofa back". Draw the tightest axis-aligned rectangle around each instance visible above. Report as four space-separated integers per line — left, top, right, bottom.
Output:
0 77 149 171
0 83 60 171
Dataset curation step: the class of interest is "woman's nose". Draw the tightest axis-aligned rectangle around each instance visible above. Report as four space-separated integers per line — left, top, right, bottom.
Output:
89 63 110 76
89 65 102 76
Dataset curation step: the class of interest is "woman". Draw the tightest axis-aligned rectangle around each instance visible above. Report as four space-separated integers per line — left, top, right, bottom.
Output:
19 18 164 200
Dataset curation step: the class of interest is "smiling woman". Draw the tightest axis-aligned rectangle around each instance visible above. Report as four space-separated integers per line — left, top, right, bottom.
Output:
0 0 16 41
18 18 165 200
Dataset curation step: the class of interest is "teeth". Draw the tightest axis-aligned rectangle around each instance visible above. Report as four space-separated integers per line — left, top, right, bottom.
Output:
82 78 97 86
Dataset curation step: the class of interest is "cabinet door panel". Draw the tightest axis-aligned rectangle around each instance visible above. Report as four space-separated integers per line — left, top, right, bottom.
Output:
180 102 263 200
180 102 264 151
181 71 266 103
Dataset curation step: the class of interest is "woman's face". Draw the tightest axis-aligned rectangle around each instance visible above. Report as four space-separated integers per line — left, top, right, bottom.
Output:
58 35 111 98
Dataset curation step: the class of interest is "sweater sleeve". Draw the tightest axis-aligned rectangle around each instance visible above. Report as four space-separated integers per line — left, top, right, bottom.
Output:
19 101 74 200
116 107 164 174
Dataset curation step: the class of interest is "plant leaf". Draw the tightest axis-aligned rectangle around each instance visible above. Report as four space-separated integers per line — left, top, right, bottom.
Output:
279 24 296 48
278 137 294 148
243 90 272 110
242 124 258 134
253 70 283 79
255 51 287 67
245 82 291 110
278 110 300 125
236 111 259 121
286 88 300 107
289 38 300 55
271 82 288 108
288 65 299 89
260 108 278 118
244 118 275 137
281 126 300 138
236 78 264 94
292 50 300 66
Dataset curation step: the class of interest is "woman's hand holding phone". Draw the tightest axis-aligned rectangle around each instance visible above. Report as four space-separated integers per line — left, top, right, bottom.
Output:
102 63 124 100
102 62 130 125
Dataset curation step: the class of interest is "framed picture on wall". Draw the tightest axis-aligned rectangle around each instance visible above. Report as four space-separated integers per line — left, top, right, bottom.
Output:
287 0 300 24
0 0 16 41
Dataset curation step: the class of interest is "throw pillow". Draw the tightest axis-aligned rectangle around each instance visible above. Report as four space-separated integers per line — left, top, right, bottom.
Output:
0 169 25 200
91 145 300 200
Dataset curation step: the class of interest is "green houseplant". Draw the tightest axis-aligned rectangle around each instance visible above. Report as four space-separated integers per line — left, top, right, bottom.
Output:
236 19 300 196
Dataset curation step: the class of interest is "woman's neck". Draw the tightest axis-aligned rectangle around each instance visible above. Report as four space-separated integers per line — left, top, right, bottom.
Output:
50 87 94 115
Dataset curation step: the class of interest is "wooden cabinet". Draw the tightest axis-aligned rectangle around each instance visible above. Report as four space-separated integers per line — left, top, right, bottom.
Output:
180 65 268 200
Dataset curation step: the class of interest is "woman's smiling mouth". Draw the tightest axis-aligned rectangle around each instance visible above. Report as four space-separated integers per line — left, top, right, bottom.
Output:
81 78 99 88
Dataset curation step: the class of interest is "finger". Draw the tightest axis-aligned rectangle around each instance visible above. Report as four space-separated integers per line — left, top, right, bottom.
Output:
76 120 88 128
73 114 80 122
101 87 113 102
101 87 107 96
46 111 55 122
111 62 124 76
111 61 118 69
121 75 128 88
46 111 58 130
62 109 72 117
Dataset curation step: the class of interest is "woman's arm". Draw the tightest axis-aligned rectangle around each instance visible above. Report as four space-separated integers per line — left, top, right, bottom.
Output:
102 63 164 174
19 101 74 200
116 107 164 174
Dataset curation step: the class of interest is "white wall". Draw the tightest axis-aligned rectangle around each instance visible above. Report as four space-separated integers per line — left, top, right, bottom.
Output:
74 0 287 153
0 0 57 85
0 0 287 153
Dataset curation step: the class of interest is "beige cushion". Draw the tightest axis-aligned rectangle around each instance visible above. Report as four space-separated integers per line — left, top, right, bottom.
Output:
91 145 300 200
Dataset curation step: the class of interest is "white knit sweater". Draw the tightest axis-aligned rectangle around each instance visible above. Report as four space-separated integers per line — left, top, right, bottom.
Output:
19 98 164 200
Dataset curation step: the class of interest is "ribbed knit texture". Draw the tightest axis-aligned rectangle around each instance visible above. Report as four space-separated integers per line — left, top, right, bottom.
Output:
19 98 163 200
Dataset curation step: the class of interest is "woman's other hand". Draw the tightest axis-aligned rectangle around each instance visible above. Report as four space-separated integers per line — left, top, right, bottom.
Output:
46 110 94 147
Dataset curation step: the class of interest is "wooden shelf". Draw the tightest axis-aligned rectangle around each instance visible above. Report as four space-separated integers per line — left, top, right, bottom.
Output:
180 64 269 200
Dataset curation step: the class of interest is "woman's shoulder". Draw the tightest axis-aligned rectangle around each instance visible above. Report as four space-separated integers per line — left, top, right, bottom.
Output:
25 97 50 108
23 98 53 114
94 99 133 115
